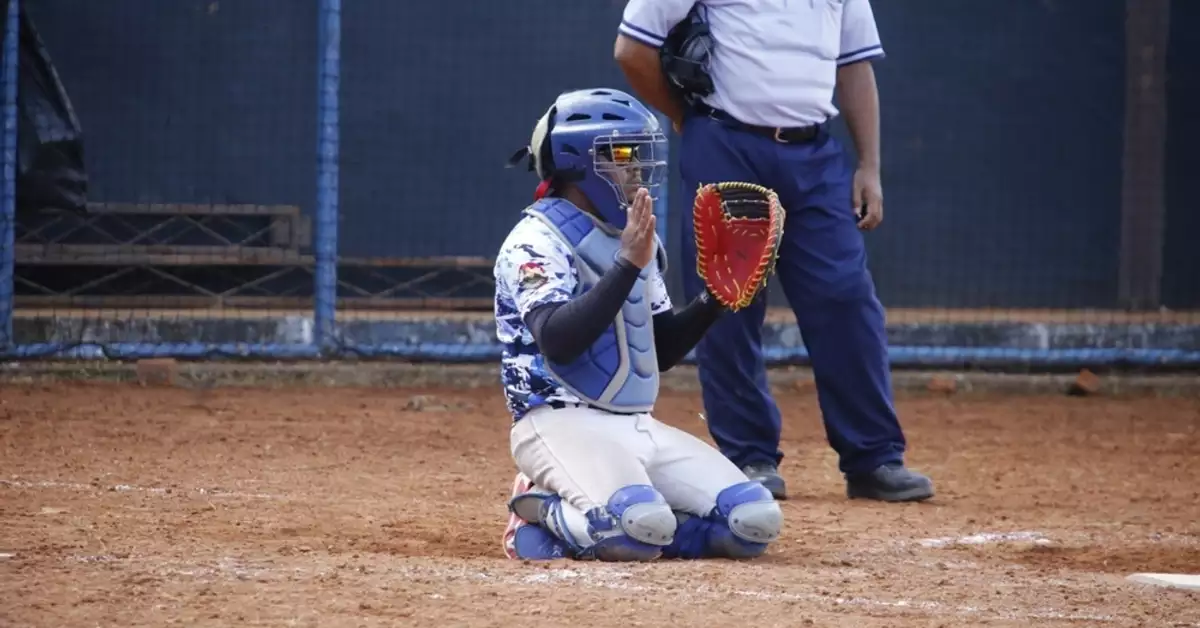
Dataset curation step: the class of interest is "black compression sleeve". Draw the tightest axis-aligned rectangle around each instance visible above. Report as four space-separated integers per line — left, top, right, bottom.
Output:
524 257 642 363
652 292 726 371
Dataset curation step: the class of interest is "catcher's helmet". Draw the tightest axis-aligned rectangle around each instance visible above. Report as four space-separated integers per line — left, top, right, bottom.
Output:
507 88 668 230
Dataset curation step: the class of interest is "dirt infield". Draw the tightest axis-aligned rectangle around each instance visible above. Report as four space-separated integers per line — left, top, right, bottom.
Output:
2 382 1198 627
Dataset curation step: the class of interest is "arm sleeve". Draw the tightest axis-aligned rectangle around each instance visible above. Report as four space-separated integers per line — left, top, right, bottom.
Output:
619 0 698 48
501 232 577 322
838 0 886 66
525 259 642 364
501 224 643 364
652 291 725 371
529 257 675 364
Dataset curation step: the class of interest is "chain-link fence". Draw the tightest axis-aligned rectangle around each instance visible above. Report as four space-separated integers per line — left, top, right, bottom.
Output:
2 0 1197 370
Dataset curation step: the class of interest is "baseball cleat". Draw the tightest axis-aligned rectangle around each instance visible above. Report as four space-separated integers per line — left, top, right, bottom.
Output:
502 472 570 560
508 523 572 560
846 463 934 502
742 463 788 501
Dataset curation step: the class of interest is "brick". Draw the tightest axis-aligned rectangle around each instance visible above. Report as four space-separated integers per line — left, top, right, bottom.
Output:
1068 369 1101 396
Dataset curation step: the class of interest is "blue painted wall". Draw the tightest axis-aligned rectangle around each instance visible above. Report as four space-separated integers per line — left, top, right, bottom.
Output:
24 0 1198 309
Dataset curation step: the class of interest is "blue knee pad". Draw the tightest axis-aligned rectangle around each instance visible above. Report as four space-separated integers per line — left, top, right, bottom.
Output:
664 481 782 560
583 484 677 562
711 481 782 557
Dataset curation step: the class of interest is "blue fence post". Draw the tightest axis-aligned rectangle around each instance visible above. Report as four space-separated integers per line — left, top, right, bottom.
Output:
0 0 18 351
314 0 341 353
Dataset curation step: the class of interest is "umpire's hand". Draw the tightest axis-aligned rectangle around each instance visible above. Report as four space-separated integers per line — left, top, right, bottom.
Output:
853 166 883 230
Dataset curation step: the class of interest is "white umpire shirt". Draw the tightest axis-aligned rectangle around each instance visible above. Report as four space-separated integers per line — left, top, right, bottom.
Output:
619 0 885 128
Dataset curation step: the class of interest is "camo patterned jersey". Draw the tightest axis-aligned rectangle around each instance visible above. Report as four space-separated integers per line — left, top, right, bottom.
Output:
493 213 673 421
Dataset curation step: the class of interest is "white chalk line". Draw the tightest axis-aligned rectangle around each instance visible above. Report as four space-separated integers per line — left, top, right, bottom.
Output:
915 530 1053 549
408 563 1118 623
0 478 281 500
896 529 1200 551
18 495 1188 624
52 554 1117 623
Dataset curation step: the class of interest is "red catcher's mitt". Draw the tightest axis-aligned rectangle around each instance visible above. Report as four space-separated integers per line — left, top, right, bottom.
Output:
693 181 784 312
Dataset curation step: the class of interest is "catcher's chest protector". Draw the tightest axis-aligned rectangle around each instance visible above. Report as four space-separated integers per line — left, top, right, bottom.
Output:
524 199 665 413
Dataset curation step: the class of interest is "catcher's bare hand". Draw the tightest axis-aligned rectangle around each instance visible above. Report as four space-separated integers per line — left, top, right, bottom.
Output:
619 188 657 269
853 166 883 230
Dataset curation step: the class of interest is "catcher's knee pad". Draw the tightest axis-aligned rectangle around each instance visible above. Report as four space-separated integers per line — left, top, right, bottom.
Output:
584 484 676 562
708 481 783 558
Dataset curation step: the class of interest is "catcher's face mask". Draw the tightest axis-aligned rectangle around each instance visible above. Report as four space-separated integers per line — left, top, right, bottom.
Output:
592 132 669 212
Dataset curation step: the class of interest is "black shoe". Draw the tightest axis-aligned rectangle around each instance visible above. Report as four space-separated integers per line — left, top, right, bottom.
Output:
846 463 934 502
742 464 788 501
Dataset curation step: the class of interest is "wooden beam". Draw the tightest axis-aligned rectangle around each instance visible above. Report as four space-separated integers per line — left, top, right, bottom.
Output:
14 243 308 266
14 295 494 311
14 243 494 268
83 202 301 217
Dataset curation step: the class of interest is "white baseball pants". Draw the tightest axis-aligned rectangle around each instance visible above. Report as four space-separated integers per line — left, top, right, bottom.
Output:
509 404 752 518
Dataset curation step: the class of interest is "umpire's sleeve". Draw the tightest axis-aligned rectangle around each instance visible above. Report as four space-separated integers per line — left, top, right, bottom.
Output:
838 0 886 66
619 0 698 48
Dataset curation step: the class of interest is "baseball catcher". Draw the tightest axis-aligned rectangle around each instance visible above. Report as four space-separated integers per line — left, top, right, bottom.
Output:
494 88 785 562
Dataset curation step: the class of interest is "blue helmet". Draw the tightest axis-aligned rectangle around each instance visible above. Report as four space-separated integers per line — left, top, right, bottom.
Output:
513 88 669 230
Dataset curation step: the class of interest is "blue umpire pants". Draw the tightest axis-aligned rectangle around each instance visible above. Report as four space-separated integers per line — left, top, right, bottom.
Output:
677 110 907 477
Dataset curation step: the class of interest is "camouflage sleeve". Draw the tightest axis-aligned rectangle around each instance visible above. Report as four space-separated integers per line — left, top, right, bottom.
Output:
496 221 577 322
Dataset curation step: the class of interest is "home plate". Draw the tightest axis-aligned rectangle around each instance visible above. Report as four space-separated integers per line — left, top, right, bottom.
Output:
1126 573 1200 591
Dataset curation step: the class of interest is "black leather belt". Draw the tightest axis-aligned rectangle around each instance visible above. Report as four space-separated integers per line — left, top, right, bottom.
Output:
694 102 823 144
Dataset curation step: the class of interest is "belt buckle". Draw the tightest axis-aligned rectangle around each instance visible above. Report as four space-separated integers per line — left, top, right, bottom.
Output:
772 127 789 143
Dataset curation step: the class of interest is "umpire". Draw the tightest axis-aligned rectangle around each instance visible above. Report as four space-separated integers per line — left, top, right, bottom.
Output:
614 0 933 502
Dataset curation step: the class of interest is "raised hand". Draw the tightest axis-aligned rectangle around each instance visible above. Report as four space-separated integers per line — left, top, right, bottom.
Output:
619 188 657 269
